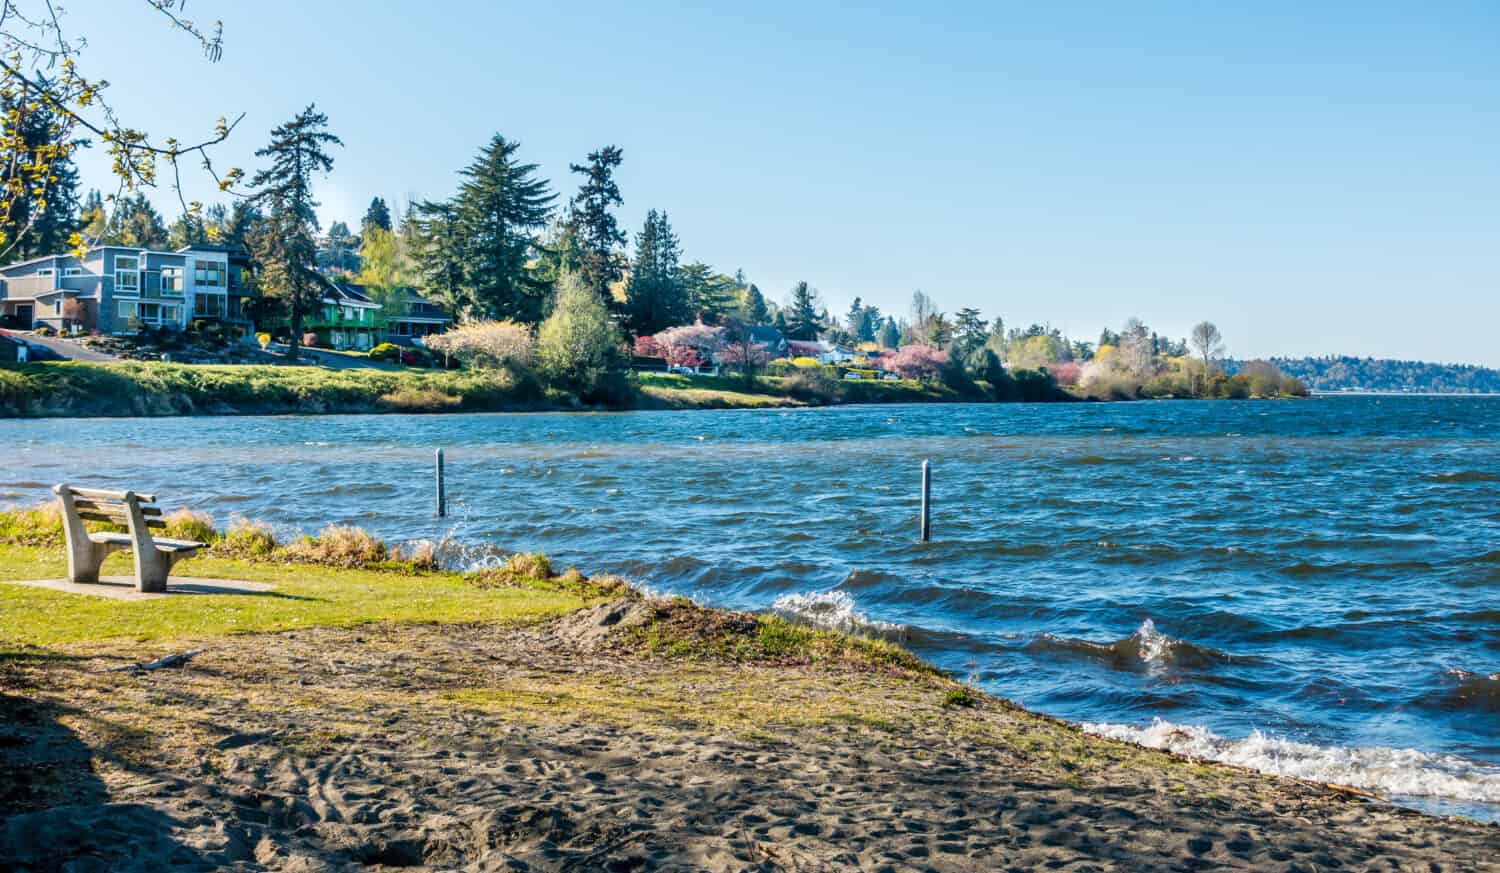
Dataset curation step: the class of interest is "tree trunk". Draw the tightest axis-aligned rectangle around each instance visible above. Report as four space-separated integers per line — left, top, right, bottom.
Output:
288 307 302 361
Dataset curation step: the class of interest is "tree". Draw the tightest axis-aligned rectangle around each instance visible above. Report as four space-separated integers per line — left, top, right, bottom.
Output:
537 269 625 402
79 189 107 240
168 210 209 248
682 263 739 324
362 196 392 237
103 193 169 249
409 199 465 316
740 283 769 324
248 104 341 360
878 316 900 349
425 320 533 370
220 200 262 252
453 134 556 322
624 209 687 335
0 76 83 263
320 220 359 273
0 3 242 261
845 297 866 338
784 281 822 340
1191 321 1224 371
357 225 414 324
720 317 770 384
566 145 626 307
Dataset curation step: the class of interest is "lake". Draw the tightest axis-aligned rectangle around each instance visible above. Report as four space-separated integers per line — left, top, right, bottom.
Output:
4 396 1498 819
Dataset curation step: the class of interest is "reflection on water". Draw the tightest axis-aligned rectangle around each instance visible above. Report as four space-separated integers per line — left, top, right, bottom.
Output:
4 396 1499 817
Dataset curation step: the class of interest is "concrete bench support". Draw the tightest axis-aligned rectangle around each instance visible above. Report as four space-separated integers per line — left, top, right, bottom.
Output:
53 484 204 593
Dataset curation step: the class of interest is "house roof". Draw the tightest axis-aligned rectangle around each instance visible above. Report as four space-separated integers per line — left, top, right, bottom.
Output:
748 326 786 347
316 275 380 307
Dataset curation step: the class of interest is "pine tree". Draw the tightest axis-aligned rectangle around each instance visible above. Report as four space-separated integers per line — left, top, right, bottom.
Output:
409 199 466 315
79 190 107 241
624 209 687 336
362 197 392 237
248 104 342 360
772 310 788 334
681 263 738 324
103 193 169 249
784 281 822 341
452 134 556 322
879 317 900 349
0 77 82 262
169 210 210 248
221 201 263 252
566 145 626 308
741 283 769 324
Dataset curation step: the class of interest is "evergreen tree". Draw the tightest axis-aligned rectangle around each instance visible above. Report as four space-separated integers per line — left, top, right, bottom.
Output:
79 190 107 241
845 297 865 338
741 283 769 324
784 281 822 340
858 304 882 342
772 310 788 334
319 220 359 273
681 262 738 324
452 134 556 322
624 209 687 336
878 316 900 349
362 196 393 237
169 210 210 248
221 201 263 252
566 145 626 307
410 199 466 315
248 104 342 360
103 193 169 249
0 77 82 262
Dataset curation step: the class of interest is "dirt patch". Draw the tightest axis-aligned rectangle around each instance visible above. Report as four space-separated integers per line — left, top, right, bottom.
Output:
0 621 1494 871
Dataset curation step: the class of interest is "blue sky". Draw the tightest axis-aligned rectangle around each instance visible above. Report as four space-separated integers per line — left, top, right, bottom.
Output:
62 1 1500 365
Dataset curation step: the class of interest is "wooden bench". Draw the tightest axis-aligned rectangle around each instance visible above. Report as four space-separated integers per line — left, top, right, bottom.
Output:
52 484 205 593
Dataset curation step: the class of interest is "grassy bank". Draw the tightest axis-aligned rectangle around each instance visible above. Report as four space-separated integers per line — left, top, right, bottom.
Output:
0 360 979 417
1 507 1493 869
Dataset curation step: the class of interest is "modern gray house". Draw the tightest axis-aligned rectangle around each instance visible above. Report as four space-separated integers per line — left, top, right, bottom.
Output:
0 244 254 335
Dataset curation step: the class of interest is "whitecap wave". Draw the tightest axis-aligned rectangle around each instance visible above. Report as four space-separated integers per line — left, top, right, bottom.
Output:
1082 718 1500 804
770 590 902 635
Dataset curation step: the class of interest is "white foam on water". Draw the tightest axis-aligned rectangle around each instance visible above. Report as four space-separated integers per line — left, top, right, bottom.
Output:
1082 717 1500 805
1133 619 1172 664
770 590 902 634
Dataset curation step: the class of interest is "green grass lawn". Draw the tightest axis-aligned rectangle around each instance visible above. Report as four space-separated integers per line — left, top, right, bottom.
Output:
0 544 583 649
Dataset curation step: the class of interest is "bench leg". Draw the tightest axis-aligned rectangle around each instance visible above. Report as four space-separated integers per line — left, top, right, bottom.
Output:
66 540 114 586
134 549 176 594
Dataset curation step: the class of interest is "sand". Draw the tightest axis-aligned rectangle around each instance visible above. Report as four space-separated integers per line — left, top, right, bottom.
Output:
1 601 1495 871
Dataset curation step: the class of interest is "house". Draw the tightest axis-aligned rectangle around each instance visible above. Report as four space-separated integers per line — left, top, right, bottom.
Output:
378 287 452 344
0 244 255 336
784 339 856 364
302 278 382 351
748 326 789 359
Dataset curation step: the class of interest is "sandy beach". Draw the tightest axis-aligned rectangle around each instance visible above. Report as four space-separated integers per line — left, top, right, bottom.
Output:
3 597 1495 872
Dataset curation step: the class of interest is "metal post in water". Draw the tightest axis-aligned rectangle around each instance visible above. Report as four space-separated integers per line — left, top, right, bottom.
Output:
920 459 931 543
435 448 446 518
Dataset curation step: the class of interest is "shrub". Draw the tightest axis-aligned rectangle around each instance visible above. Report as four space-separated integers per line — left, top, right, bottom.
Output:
789 356 821 369
782 368 841 404
537 271 626 404
654 323 724 368
889 344 946 380
425 320 535 370
283 524 387 568
218 516 277 558
369 342 402 363
377 387 462 412
161 507 218 544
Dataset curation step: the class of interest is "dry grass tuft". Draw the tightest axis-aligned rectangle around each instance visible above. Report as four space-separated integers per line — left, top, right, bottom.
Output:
393 539 439 571
0 503 63 547
283 524 388 568
376 388 462 412
217 516 277 558
161 507 217 544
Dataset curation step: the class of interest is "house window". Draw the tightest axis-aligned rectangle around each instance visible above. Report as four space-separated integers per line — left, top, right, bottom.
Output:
160 267 184 296
117 300 138 320
193 261 225 288
115 256 140 294
63 267 84 277
161 305 180 323
54 300 61 314
37 268 55 278
194 294 226 318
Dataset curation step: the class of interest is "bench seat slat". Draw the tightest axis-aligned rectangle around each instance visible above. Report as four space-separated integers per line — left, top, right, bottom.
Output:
73 499 160 517
76 511 166 530
87 531 203 551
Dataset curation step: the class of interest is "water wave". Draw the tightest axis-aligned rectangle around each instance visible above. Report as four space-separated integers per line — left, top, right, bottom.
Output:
1416 669 1500 714
770 590 903 636
1426 471 1500 484
1027 620 1239 672
1083 718 1500 804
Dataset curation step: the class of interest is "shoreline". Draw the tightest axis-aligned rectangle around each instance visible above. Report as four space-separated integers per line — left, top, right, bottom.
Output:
1 515 1496 868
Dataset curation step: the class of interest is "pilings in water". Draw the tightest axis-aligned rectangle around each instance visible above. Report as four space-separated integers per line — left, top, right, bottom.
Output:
920 459 931 543
435 448 446 518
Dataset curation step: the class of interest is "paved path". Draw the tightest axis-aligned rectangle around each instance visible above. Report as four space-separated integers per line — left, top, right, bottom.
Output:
12 332 120 362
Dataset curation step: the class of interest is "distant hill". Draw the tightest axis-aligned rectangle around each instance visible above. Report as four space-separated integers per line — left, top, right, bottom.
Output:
1226 357 1500 394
